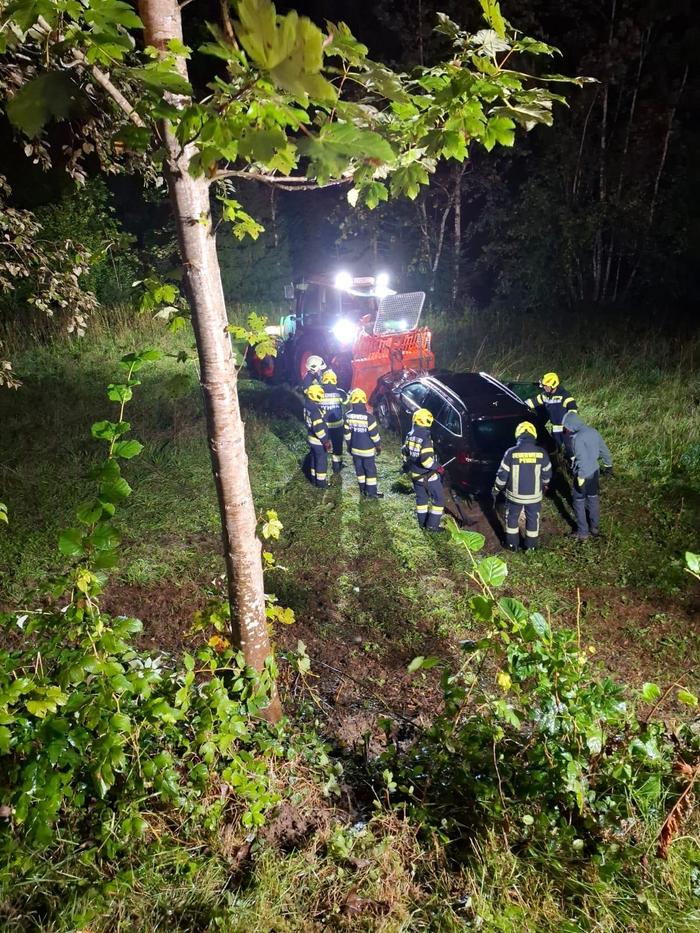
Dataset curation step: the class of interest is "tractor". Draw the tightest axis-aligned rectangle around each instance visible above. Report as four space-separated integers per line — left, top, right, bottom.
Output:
248 271 434 405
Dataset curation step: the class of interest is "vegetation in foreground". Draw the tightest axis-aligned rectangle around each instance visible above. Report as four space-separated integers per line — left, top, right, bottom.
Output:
1 316 699 931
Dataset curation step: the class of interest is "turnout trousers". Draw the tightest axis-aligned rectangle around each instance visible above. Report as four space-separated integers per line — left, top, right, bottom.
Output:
572 470 600 538
328 426 344 473
352 454 378 497
504 499 542 550
308 442 328 488
413 474 445 529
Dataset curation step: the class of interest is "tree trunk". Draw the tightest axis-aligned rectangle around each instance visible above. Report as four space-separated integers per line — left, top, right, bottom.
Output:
139 0 280 721
451 164 465 309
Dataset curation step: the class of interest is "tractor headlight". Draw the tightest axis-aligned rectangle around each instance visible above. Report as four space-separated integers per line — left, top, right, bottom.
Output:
332 318 357 345
375 271 390 297
334 270 353 291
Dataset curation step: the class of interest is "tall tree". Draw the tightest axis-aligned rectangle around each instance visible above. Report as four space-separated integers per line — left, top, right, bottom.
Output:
1 0 584 719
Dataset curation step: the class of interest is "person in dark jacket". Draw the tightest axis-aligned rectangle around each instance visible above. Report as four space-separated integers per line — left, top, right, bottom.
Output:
562 411 613 541
303 382 332 488
402 408 445 531
525 371 577 454
343 388 383 498
319 369 347 474
493 421 552 551
300 355 326 391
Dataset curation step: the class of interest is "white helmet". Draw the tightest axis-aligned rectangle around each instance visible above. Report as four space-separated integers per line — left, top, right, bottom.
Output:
306 355 326 373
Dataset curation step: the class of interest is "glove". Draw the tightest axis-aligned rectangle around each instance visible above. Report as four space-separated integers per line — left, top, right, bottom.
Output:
577 476 585 488
323 440 332 453
375 444 382 455
436 465 445 476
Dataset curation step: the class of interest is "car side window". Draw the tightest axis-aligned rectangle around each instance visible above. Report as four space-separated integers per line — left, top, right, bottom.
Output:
401 382 429 407
422 389 447 422
442 401 462 436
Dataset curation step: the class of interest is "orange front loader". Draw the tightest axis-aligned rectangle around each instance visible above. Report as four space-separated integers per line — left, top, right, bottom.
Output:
351 326 435 407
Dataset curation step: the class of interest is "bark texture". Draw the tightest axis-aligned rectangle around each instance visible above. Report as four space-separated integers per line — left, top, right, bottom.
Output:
139 0 280 721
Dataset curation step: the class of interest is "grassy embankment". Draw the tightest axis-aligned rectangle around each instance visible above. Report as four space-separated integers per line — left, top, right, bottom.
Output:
1 310 699 930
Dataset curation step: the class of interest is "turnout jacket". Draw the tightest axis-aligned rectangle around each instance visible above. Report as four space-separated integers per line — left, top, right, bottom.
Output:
562 412 612 480
318 386 347 428
344 403 380 457
303 398 329 447
494 437 552 504
402 424 437 478
525 387 577 434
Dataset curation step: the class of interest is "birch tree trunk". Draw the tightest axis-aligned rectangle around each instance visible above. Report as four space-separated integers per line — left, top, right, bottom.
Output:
139 0 280 721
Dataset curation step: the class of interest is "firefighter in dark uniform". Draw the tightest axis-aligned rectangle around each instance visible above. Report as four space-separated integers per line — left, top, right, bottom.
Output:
343 388 383 498
493 421 552 551
301 355 326 391
319 369 347 474
303 382 332 488
525 372 577 455
402 408 445 531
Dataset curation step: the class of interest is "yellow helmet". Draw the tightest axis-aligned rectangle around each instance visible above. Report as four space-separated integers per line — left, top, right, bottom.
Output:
540 372 560 390
306 383 324 402
515 421 538 439
321 369 337 385
349 388 367 404
413 408 434 428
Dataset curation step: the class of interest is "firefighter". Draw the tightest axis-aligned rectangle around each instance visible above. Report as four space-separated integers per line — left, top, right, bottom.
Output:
562 411 613 541
303 383 332 488
343 388 383 498
493 421 552 551
319 369 347 474
301 355 326 391
402 408 445 531
525 372 577 454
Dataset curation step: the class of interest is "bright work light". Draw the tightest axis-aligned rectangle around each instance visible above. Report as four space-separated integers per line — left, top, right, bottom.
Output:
331 318 357 344
376 272 390 289
334 270 353 290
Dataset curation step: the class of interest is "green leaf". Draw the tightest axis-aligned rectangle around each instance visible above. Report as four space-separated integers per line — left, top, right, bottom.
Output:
112 440 144 460
407 656 424 673
479 0 507 39
527 612 550 639
91 420 130 441
641 682 661 703
677 689 698 707
482 116 515 152
6 72 87 138
320 123 395 163
89 524 120 551
76 500 104 525
497 597 528 623
469 595 494 622
477 556 508 588
59 527 85 558
685 551 700 574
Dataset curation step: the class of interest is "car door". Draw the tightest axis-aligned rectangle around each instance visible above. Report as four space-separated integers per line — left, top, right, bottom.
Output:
423 389 464 465
397 381 430 435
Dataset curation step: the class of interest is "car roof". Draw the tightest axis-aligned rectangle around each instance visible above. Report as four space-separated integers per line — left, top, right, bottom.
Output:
423 372 527 418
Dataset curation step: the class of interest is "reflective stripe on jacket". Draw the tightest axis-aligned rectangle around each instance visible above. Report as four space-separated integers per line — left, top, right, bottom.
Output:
318 387 347 428
304 399 328 446
343 404 380 456
494 438 552 504
525 388 577 433
402 424 436 479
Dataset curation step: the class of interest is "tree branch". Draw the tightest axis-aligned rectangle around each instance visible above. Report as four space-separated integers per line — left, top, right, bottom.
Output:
212 170 352 191
35 15 145 128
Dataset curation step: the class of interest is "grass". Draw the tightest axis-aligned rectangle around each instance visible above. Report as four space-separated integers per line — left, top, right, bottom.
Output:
1 310 699 930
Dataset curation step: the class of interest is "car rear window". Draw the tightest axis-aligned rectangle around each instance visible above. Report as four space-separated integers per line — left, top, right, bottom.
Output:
471 416 521 453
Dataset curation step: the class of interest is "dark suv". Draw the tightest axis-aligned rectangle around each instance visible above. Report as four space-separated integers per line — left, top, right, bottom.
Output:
372 371 554 495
